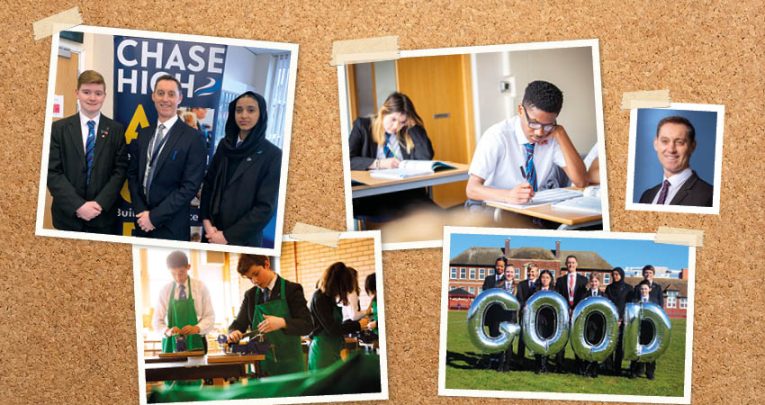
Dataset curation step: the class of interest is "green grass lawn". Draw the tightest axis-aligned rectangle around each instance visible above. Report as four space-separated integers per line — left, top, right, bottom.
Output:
444 311 686 397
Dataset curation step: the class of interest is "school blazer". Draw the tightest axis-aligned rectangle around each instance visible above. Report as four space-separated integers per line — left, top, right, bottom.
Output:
47 113 127 233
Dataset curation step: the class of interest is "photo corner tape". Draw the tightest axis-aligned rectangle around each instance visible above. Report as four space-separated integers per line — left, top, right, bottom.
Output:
330 35 399 66
289 223 342 248
654 226 703 247
621 89 671 110
32 7 82 40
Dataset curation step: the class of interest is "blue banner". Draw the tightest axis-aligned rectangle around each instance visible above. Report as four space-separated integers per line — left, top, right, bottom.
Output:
113 36 227 239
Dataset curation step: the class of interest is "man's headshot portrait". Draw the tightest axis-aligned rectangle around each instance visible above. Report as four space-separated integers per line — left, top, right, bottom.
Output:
626 103 724 215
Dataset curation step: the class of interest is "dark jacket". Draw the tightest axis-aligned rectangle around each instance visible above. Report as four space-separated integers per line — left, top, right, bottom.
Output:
348 116 434 170
309 291 361 338
228 275 313 337
605 270 633 320
555 273 588 309
200 92 281 247
633 281 663 307
639 171 713 207
47 113 127 233
127 119 207 241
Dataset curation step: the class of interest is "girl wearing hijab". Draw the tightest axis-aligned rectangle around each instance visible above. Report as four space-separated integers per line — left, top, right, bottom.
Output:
531 269 558 374
605 267 632 375
348 92 436 220
200 91 281 247
308 262 369 370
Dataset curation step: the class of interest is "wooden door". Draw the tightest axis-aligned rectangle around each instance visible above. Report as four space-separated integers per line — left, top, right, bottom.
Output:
44 52 80 230
396 55 475 208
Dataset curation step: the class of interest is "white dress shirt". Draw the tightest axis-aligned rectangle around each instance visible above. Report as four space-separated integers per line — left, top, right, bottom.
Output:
469 115 566 191
79 112 101 153
651 167 693 204
153 277 215 335
342 291 365 321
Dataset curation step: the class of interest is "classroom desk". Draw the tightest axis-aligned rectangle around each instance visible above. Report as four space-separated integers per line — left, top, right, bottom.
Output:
486 196 602 230
144 353 265 383
350 162 469 199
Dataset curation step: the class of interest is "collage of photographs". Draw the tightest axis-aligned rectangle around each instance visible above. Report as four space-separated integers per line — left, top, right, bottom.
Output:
34 23 723 405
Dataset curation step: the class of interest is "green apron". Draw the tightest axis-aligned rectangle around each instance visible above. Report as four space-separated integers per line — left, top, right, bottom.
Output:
370 298 378 335
308 299 345 370
254 277 305 376
161 278 204 353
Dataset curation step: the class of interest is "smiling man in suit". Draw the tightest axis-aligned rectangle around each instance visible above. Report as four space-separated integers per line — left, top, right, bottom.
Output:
47 70 128 234
639 116 713 207
127 74 207 241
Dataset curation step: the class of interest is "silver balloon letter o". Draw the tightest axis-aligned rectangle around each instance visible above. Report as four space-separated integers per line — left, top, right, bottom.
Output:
570 296 620 362
622 302 672 362
522 291 570 356
466 289 521 353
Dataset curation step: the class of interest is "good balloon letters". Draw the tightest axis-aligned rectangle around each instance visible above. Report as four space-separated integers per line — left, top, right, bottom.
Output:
466 290 671 363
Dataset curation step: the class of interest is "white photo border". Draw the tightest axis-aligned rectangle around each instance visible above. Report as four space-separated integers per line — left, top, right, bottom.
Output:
625 102 724 215
132 230 388 405
437 226 694 404
337 39 610 251
35 25 299 256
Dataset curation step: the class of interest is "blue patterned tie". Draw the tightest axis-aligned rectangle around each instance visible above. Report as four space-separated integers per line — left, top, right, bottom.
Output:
383 133 394 158
523 143 537 192
178 284 187 300
85 120 96 185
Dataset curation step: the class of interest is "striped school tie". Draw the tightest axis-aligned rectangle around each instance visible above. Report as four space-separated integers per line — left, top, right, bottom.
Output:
85 120 96 186
523 143 537 192
383 133 394 158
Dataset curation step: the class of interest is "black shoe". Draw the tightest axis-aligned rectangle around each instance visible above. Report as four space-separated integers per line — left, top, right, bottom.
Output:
647 373 655 380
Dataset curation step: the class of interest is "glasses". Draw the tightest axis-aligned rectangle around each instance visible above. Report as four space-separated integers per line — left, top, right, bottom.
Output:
523 106 557 133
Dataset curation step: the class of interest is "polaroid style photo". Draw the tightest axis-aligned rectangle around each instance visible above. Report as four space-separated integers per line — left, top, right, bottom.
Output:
336 39 610 250
625 103 724 215
132 231 387 404
36 25 298 255
438 226 694 404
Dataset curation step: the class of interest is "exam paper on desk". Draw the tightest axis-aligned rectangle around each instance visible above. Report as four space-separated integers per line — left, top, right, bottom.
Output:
488 188 583 209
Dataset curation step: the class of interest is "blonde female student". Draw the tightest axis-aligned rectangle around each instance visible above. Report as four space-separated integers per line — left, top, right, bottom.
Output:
348 92 436 219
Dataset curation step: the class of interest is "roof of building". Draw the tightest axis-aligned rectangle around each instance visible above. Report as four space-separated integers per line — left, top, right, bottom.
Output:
556 250 613 270
624 277 688 297
448 287 474 298
450 247 557 265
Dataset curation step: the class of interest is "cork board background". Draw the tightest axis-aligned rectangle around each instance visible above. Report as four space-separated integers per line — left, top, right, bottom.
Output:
2 1 764 404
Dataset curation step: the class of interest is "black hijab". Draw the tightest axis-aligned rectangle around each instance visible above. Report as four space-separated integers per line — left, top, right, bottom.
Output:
611 267 626 287
209 91 268 221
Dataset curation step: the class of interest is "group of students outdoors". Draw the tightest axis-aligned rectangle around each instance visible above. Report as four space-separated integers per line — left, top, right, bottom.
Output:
482 255 664 380
348 80 600 223
153 251 379 378
48 70 281 246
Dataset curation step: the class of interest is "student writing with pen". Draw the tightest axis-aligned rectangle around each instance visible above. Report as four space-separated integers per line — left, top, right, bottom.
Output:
465 81 586 216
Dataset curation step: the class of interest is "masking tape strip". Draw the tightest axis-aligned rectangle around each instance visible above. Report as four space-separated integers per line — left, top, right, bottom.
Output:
621 89 671 110
330 35 399 66
290 223 342 248
33 7 82 40
654 226 704 247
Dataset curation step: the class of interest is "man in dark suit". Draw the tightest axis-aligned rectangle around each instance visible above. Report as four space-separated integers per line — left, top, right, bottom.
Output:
127 75 206 241
227 254 312 375
555 255 588 372
47 70 127 234
639 116 713 207
515 263 538 365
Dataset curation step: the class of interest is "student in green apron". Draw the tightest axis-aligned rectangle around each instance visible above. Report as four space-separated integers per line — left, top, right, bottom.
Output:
153 251 215 354
227 254 313 376
364 273 378 336
308 262 370 370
